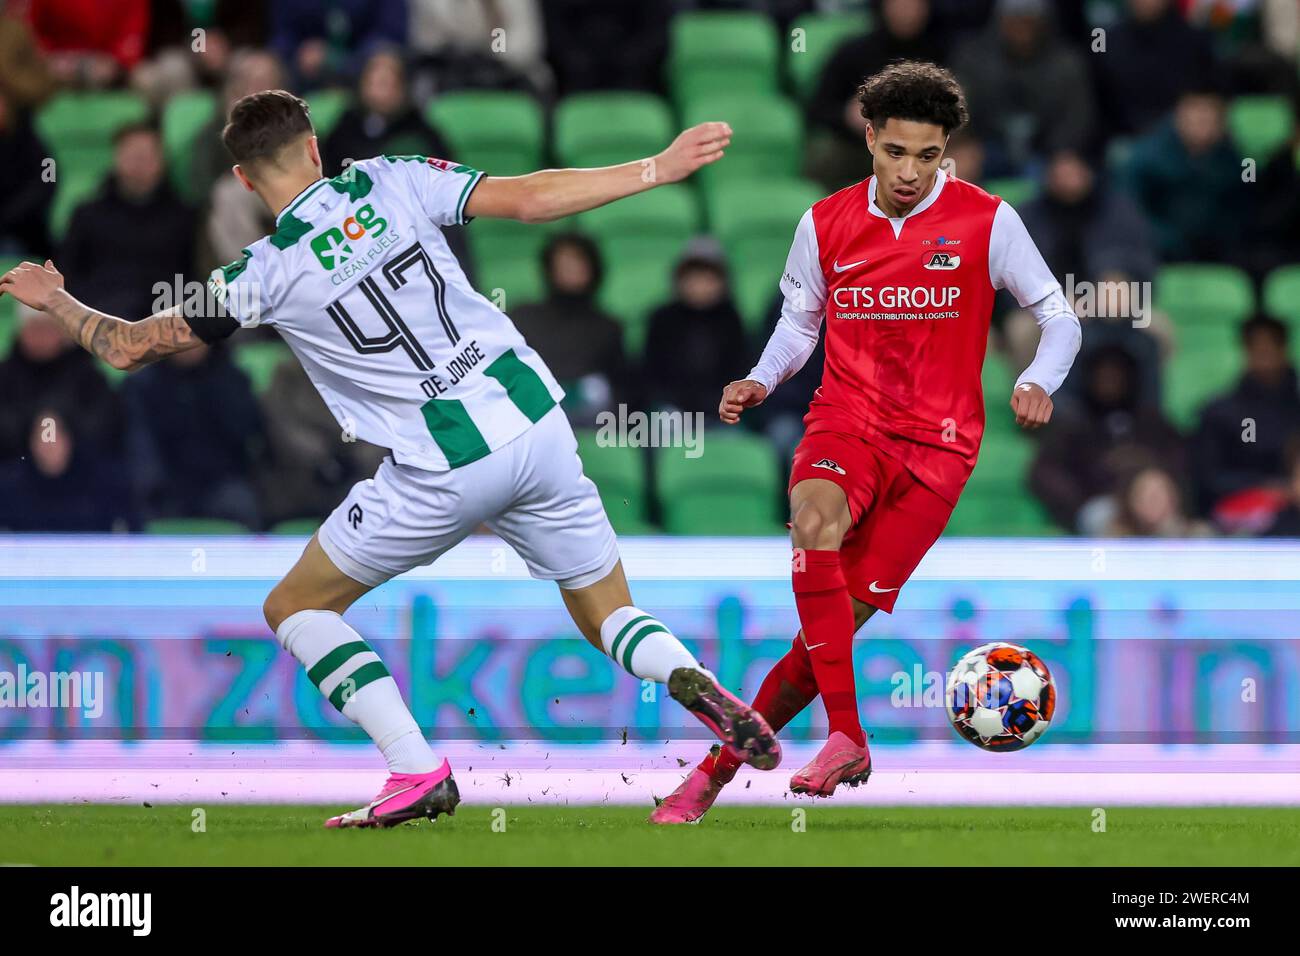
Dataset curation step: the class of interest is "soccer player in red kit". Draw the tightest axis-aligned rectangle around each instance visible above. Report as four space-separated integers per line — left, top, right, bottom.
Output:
651 62 1081 823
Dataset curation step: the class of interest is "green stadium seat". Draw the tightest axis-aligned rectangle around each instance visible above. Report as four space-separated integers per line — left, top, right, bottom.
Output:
945 489 1057 537
966 432 1034 493
1155 263 1255 326
575 431 655 533
476 256 545 313
232 340 293 394
553 92 675 169
682 93 804 192
708 178 823 330
162 89 217 203
427 91 544 176
304 88 351 139
145 518 251 535
656 431 782 535
468 217 551 310
1228 95 1294 163
36 91 150 239
660 492 781 536
1262 265 1300 327
984 176 1036 210
786 12 870 101
0 256 21 361
270 518 321 535
668 11 781 105
573 185 701 351
1164 346 1242 430
596 268 667 357
981 348 1018 435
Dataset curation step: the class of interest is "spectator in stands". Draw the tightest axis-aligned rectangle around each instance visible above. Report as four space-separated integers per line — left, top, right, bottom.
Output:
642 238 749 418
407 0 550 98
1092 0 1216 139
1247 97 1300 279
749 289 825 470
0 304 122 464
122 345 264 529
196 50 286 269
510 233 629 428
59 123 196 321
1265 439 1300 536
806 0 947 190
1028 267 1170 415
0 409 130 532
192 49 287 204
23 0 150 88
269 0 408 88
951 0 1096 176
256 360 386 527
1104 464 1211 537
945 128 986 185
540 0 671 95
1030 344 1186 533
323 47 451 172
1019 149 1157 286
1192 314 1300 524
1124 85 1244 262
0 88 53 256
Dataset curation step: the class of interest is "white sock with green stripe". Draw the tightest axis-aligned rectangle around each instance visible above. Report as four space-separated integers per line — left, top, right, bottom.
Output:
276 609 438 774
599 606 706 682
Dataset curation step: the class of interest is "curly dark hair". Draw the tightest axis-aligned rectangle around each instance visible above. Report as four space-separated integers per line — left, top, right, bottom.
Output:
856 61 969 135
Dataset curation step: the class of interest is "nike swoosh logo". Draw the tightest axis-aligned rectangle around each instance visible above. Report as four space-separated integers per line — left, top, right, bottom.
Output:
833 258 869 273
804 641 828 652
868 581 899 593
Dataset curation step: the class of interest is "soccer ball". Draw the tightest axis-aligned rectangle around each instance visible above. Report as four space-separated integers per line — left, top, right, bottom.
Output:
945 642 1056 751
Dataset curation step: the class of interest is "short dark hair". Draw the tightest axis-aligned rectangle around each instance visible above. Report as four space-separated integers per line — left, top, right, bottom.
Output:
112 121 160 148
542 232 604 293
222 90 314 168
1242 313 1289 348
857 61 968 135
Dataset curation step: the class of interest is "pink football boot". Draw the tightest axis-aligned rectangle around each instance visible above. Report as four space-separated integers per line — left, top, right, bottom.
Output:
668 667 781 771
788 731 871 797
325 758 460 829
648 753 739 825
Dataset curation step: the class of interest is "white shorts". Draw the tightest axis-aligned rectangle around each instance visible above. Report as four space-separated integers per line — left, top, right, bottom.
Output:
318 406 620 590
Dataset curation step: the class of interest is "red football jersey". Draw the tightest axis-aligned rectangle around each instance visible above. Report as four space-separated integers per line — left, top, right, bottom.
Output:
752 171 1063 506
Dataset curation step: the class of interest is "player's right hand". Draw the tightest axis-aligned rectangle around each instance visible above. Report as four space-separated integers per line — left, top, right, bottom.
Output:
719 379 768 424
0 260 65 311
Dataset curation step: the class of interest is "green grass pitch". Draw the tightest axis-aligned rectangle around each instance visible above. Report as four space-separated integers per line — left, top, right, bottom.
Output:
1 805 1297 866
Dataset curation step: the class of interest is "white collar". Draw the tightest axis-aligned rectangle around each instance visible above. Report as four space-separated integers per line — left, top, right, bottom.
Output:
867 170 947 237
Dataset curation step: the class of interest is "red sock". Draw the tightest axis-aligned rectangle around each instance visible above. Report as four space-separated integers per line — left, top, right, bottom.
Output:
702 633 820 781
793 548 864 746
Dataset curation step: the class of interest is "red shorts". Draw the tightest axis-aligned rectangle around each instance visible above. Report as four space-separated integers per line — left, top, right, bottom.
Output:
788 430 954 613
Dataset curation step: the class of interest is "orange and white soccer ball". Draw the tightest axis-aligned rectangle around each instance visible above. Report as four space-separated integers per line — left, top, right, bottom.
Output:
946 642 1056 751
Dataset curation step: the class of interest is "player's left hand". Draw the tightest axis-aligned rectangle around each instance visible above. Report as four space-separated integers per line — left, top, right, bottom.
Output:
0 260 65 311
655 122 732 183
1010 382 1052 430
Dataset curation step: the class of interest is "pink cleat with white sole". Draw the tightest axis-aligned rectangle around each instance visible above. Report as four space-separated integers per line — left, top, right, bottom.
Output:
648 759 737 825
325 758 460 829
788 731 871 797
667 667 781 771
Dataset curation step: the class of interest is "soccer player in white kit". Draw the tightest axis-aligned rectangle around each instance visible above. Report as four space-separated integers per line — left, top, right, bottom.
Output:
0 90 779 828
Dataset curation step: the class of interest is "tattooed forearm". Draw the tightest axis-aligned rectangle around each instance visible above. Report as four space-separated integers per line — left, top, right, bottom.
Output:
44 290 200 371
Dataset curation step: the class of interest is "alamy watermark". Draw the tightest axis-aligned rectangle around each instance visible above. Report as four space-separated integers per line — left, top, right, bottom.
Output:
594 404 705 458
0 666 103 719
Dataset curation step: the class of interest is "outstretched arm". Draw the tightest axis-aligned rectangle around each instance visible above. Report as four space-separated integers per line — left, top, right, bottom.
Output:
465 122 732 223
0 260 202 372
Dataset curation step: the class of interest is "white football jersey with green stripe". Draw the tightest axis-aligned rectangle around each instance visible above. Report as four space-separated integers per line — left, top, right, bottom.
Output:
206 154 564 472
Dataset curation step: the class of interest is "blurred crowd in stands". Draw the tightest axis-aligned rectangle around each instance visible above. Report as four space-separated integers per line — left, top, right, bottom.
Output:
3 0 1300 537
